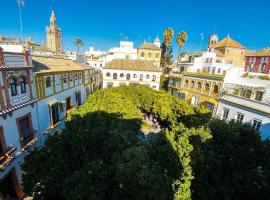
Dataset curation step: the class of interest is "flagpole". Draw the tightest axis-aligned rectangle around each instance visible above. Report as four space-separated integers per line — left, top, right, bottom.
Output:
17 0 24 41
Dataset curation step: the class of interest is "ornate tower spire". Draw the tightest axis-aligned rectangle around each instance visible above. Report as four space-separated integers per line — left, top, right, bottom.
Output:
46 9 62 54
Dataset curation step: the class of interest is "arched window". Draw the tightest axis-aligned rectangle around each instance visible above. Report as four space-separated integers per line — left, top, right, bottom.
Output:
191 81 195 87
139 74 143 80
120 73 124 78
249 62 254 72
133 74 137 78
260 63 267 73
213 85 219 94
152 75 156 81
198 82 202 89
205 83 210 91
19 77 27 94
155 53 159 58
141 52 145 57
106 72 110 77
185 80 189 86
9 78 17 96
113 73 117 80
148 53 152 58
126 74 130 80
146 75 150 79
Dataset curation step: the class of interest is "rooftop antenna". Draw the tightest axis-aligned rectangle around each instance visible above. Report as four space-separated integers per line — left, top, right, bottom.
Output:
17 0 24 41
200 33 204 51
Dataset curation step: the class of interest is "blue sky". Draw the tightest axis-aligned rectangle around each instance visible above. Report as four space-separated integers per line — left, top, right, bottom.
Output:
0 0 270 54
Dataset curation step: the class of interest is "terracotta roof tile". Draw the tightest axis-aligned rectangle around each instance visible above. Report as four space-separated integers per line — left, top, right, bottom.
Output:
246 47 270 57
214 37 245 49
139 43 160 50
32 56 88 73
104 59 161 72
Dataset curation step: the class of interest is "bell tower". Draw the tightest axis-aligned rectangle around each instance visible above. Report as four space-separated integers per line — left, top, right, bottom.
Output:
46 10 62 54
208 34 218 50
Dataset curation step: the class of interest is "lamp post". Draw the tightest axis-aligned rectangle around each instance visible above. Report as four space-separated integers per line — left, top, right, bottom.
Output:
17 0 24 41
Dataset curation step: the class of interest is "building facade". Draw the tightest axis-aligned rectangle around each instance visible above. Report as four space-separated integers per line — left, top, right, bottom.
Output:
46 10 62 54
169 51 242 112
103 59 162 90
0 45 39 199
208 34 246 67
245 47 270 75
216 78 270 139
137 37 161 66
33 55 99 134
106 41 138 62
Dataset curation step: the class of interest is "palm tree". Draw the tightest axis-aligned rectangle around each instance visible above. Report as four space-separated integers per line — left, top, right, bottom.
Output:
74 38 83 52
162 27 174 71
176 31 188 54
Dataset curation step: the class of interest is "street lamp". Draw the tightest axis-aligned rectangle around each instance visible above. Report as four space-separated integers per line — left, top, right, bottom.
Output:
17 0 24 41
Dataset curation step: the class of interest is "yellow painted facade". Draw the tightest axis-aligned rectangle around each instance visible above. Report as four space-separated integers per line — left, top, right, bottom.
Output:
138 44 161 66
169 72 224 111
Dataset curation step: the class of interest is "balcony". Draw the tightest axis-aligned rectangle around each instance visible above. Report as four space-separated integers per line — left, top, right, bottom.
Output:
0 147 16 170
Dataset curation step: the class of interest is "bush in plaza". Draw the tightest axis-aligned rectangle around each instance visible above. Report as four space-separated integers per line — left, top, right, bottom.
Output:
22 86 270 200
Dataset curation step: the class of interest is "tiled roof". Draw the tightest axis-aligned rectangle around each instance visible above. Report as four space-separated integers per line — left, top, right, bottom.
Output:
246 47 270 57
32 56 89 73
104 59 162 72
0 64 33 69
139 43 160 50
32 44 52 52
214 37 245 49
0 99 38 116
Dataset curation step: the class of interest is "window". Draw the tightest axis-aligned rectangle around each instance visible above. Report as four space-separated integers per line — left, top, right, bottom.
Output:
179 93 186 100
45 77 51 88
66 97 72 111
191 81 195 87
19 77 27 94
125 55 129 59
18 115 33 146
148 53 152 58
50 102 60 126
140 74 143 81
211 67 216 74
79 72 82 79
185 80 189 86
152 75 156 81
236 113 244 123
218 68 221 73
141 52 145 57
113 73 117 80
198 82 202 89
252 119 262 131
106 72 111 77
240 89 252 98
75 72 78 80
222 108 229 120
120 73 124 78
126 74 130 80
76 91 82 107
69 73 74 82
260 63 267 73
63 74 68 83
255 91 264 101
205 83 210 91
9 78 17 96
213 85 219 94
155 53 159 58
59 102 64 113
133 74 137 78
146 75 150 79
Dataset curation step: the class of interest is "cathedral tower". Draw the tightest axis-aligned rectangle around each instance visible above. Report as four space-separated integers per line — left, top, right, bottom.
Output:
46 10 62 54
208 34 218 50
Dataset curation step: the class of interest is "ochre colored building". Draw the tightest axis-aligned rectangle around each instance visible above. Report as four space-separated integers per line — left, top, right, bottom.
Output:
46 10 62 54
208 35 246 68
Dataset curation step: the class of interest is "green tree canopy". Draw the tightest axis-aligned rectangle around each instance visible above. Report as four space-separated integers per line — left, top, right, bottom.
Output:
22 86 270 200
